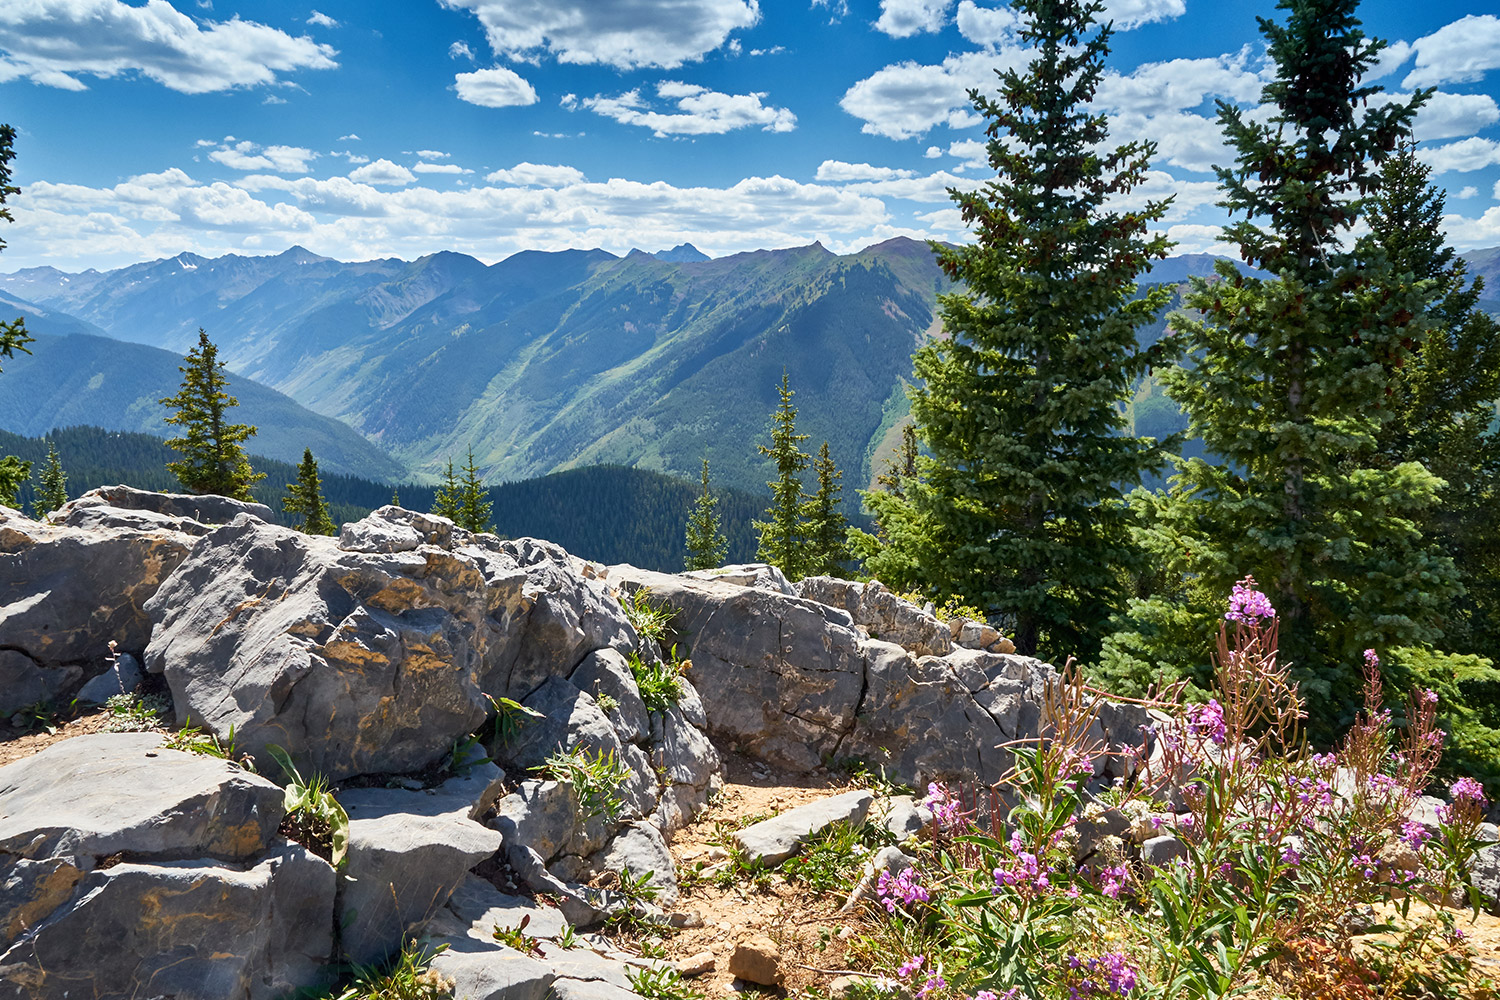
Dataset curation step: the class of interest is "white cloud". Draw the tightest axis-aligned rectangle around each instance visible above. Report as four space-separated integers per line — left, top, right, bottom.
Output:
348 159 417 186
262 94 286 105
1458 186 1478 199
811 0 848 21
1108 111 1233 173
831 169 980 202
416 149 451 159
1418 137 1500 174
6 166 900 271
874 0 953 39
331 149 369 164
1441 205 1500 251
749 45 784 56
584 81 795 136
438 0 758 70
947 139 988 168
1366 40 1412 82
1161 223 1236 256
923 145 943 159
1099 0 1185 31
841 49 1018 139
1403 15 1500 89
413 162 472 175
454 66 539 107
1095 48 1263 117
1410 91 1500 142
449 40 474 60
0 0 337 93
955 1 1018 46
307 10 337 28
339 133 360 141
485 163 587 187
207 140 317 173
815 161 916 182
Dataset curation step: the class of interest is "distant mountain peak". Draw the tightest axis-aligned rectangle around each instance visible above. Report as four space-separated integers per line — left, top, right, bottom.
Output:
277 245 328 264
653 243 710 263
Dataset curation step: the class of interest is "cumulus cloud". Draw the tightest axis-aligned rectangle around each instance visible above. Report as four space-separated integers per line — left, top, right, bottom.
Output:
413 162 472 175
1407 91 1500 142
955 1 1019 46
339 133 360 141
1095 48 1263 117
815 161 917 182
207 139 317 173
485 163 587 186
416 149 451 159
1099 0 1185 31
874 0 953 39
449 40 474 60
307 10 337 28
0 0 337 93
454 66 539 107
1403 14 1500 89
1418 137 1500 174
841 49 1017 139
1365 40 1412 82
438 0 758 70
1458 186 1478 199
583 81 795 136
348 159 417 186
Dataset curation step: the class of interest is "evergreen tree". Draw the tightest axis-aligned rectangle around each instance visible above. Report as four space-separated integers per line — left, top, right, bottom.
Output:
1158 0 1453 720
754 371 811 580
0 124 32 507
283 448 337 535
159 329 264 500
431 459 461 522
1362 136 1500 662
876 423 918 499
32 440 67 517
803 442 848 578
864 0 1174 659
684 458 728 571
455 447 492 533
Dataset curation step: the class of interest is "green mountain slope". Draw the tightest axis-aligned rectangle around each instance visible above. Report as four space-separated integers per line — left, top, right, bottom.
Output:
0 426 764 571
0 328 403 479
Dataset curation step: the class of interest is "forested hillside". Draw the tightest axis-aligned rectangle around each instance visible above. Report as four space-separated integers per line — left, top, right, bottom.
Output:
0 426 764 571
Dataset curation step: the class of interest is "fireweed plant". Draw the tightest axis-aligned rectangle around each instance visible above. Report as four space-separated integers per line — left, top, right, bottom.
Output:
852 578 1494 1000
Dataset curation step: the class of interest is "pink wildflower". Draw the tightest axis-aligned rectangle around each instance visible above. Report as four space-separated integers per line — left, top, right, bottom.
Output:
1226 578 1275 624
897 955 925 979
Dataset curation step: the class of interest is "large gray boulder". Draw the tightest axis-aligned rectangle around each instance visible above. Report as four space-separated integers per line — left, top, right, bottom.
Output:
0 844 336 1000
0 502 200 714
610 565 1143 787
56 484 274 535
144 510 637 780
336 786 503 968
795 577 954 657
733 790 873 866
0 733 284 866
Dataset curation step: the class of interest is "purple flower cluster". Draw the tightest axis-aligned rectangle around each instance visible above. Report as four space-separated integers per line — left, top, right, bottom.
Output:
1451 776 1488 807
1225 578 1275 624
923 782 965 831
877 867 931 913
1067 952 1139 997
1440 776 1490 825
897 955 926 979
993 831 1051 894
1185 699 1227 745
1097 863 1130 899
917 974 947 999
1399 819 1432 851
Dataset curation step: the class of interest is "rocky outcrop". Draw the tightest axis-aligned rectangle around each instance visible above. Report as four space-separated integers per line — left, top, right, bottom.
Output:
0 733 335 999
144 508 637 781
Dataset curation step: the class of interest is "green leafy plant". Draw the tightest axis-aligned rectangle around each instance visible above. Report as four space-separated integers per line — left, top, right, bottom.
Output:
267 744 350 868
628 965 705 1000
628 650 683 714
536 745 630 822
556 923 579 949
162 719 250 768
780 821 873 894
322 939 454 999
102 692 171 733
483 692 544 747
492 913 544 956
9 699 71 734
621 590 676 645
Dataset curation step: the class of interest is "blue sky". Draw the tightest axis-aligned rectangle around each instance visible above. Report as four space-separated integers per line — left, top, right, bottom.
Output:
1 0 1499 272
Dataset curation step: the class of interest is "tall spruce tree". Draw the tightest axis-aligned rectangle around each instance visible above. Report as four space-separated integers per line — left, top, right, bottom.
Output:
1362 137 1500 662
431 459 461 522
684 458 728 571
863 0 1173 658
1160 0 1455 721
803 442 848 578
283 448 337 535
754 371 811 580
0 124 33 507
159 328 263 501
455 448 492 533
32 441 67 517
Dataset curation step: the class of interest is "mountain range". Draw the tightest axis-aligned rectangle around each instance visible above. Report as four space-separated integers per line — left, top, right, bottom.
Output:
1 240 1494 492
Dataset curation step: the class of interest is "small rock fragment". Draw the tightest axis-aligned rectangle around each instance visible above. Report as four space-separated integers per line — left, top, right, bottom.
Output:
728 934 783 986
677 950 716 977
